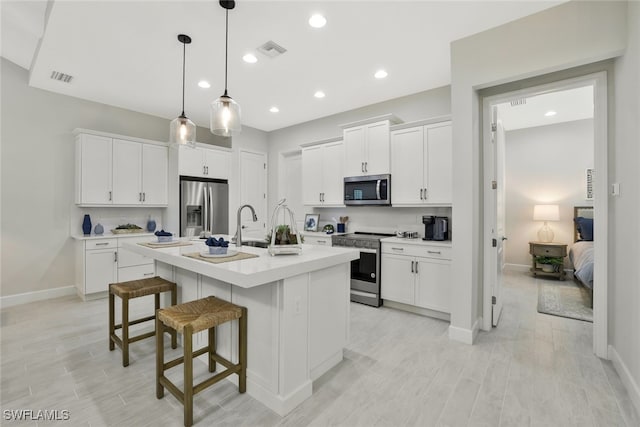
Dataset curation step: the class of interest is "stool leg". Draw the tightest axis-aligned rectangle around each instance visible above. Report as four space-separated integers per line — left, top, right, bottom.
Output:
239 308 247 393
108 290 115 351
184 326 193 427
156 315 164 399
122 296 129 367
208 327 216 373
170 288 178 349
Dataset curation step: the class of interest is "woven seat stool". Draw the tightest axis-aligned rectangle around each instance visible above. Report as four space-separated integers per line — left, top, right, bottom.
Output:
156 295 247 427
109 276 177 367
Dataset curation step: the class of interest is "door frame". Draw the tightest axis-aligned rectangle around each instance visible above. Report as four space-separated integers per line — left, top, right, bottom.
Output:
239 148 268 237
481 71 608 359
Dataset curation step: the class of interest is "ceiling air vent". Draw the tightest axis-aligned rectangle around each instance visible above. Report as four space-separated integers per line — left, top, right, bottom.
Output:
510 98 526 107
256 40 287 58
50 71 73 83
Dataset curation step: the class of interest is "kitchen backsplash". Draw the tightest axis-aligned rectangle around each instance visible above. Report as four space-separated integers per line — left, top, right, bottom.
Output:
303 206 452 237
71 206 166 235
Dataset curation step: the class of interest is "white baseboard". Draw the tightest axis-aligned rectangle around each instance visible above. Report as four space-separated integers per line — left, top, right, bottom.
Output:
383 300 451 322
448 318 480 344
609 345 640 417
504 263 529 272
0 286 77 309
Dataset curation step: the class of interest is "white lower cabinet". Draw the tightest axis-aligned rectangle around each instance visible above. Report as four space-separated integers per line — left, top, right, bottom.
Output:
304 233 333 246
381 242 451 314
76 236 156 300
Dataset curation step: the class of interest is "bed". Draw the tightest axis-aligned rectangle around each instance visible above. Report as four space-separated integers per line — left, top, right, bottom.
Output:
569 206 594 303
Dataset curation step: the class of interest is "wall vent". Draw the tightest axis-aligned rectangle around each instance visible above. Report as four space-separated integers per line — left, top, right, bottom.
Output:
256 40 287 58
510 98 526 106
50 71 73 83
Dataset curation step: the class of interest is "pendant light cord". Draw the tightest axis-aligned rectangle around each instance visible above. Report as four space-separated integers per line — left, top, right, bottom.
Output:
224 8 229 95
181 39 186 116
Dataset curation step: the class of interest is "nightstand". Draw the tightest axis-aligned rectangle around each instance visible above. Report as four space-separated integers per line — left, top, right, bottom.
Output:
529 242 567 280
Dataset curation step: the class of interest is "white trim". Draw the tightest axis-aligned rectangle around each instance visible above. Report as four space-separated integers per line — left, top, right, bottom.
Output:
339 113 402 129
299 136 342 148
390 115 452 131
383 300 451 322
0 286 77 308
448 318 479 344
310 350 343 381
609 345 640 417
504 263 530 273
480 72 608 358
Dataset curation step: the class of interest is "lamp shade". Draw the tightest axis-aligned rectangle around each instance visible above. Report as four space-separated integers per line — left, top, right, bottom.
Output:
210 94 241 137
533 204 560 221
170 115 196 147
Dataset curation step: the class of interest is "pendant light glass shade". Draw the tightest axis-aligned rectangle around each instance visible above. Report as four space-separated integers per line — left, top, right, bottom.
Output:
210 2 241 137
210 93 241 137
171 34 196 148
170 114 196 147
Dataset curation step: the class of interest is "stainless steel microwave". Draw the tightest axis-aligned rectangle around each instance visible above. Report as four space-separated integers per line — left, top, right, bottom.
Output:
344 174 391 206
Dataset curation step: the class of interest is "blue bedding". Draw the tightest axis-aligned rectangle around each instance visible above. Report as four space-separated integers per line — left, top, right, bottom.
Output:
569 241 594 289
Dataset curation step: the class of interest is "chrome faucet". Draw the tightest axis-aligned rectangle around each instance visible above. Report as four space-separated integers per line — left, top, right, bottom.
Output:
234 204 257 248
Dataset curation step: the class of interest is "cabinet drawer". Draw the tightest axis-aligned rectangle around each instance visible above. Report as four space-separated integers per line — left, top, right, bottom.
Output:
118 247 154 268
531 245 564 257
307 237 332 246
118 264 156 282
382 243 452 260
86 239 117 250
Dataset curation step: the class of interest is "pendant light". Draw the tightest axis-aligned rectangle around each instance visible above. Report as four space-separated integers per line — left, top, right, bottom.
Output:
210 0 241 137
170 34 196 147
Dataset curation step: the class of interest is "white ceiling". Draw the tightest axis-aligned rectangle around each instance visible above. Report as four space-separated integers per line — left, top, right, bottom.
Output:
497 85 594 131
2 0 563 133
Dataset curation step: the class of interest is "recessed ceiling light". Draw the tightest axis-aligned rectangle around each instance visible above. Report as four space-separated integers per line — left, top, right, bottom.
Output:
198 80 211 89
544 110 557 117
269 106 279 113
374 69 388 79
314 91 325 99
309 14 327 28
243 53 258 63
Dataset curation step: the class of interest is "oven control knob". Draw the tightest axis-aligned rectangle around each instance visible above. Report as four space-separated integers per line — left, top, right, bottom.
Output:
371 273 376 279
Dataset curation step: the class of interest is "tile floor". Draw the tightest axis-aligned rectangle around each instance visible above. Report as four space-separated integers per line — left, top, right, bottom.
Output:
1 270 638 426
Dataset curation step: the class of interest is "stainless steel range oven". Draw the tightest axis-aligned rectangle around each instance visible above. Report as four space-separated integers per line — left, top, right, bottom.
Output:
331 232 394 307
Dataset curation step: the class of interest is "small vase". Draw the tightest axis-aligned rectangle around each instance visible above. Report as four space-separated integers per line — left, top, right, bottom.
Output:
82 214 92 235
147 216 157 232
94 223 104 235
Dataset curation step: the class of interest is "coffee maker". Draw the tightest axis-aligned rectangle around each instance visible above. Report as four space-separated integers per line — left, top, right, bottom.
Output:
423 216 449 241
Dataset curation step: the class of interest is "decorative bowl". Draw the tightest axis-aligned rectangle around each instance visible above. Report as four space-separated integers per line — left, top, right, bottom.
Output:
209 246 228 255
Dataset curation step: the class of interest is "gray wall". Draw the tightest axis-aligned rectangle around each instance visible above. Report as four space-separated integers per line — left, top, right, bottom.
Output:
265 86 452 233
0 57 227 298
504 119 594 267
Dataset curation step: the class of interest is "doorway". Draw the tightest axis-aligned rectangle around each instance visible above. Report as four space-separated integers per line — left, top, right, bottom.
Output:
239 149 268 239
482 72 608 358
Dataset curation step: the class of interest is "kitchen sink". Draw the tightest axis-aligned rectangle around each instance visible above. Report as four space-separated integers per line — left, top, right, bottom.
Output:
241 240 269 248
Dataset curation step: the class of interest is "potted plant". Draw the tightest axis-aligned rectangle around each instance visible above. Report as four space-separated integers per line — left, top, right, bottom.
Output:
535 256 563 272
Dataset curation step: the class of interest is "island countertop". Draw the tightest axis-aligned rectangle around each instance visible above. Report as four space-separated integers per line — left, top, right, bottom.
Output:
123 238 359 289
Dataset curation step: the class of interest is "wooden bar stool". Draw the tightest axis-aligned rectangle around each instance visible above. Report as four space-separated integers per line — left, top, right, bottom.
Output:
109 276 177 367
156 295 247 427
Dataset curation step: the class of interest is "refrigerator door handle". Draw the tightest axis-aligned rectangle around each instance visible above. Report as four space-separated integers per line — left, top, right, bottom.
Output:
208 185 214 234
203 186 209 232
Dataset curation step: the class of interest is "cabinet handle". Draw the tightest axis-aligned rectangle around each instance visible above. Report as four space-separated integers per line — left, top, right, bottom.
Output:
317 240 326 244
420 188 424 200
321 193 325 202
411 260 415 273
365 162 368 173
391 247 404 251
143 272 154 276
143 192 146 202
95 242 109 246
319 193 322 202
361 162 364 173
423 188 427 199
427 250 441 255
114 252 118 262
415 261 418 274
108 191 112 201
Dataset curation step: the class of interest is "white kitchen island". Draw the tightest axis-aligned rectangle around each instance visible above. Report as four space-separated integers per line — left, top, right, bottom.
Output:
125 239 358 416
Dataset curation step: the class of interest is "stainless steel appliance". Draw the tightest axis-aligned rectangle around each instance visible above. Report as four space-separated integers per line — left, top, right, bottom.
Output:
423 215 449 241
180 177 229 237
344 174 391 206
331 232 394 307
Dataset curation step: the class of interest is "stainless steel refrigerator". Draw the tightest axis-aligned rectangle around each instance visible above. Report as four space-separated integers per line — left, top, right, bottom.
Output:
180 177 229 237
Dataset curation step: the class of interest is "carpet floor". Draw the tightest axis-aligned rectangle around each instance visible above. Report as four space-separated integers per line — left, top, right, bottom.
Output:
537 279 593 322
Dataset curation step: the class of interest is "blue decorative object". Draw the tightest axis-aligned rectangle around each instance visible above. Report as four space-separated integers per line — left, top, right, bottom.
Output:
82 214 92 235
337 223 345 233
94 223 104 235
147 216 157 232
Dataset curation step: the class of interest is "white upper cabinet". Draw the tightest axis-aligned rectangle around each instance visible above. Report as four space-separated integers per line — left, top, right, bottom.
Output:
76 134 113 205
75 130 168 207
390 120 452 206
343 120 392 176
302 139 344 207
178 145 230 180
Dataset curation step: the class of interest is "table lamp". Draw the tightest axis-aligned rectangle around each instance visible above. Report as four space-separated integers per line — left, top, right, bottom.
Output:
533 204 559 243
